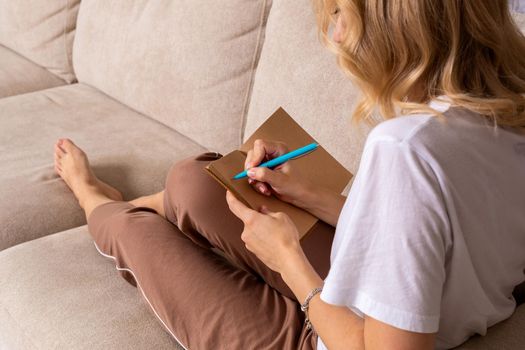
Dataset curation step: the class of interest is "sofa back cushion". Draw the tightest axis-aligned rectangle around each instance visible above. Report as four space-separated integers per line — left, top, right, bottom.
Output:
243 0 371 180
244 2 525 180
73 0 272 154
0 0 80 83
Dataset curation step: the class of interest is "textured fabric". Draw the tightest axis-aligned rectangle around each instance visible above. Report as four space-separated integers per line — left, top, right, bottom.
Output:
513 9 525 27
0 44 66 98
73 0 272 154
320 106 525 349
454 305 525 349
0 0 80 83
242 0 371 179
86 152 333 349
0 83 206 251
0 226 183 350
160 152 335 301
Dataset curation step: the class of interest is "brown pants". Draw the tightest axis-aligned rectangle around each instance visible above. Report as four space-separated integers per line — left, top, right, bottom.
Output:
87 152 335 350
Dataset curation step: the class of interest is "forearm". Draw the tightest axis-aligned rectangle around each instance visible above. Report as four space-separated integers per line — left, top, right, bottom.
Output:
281 252 364 349
299 184 347 227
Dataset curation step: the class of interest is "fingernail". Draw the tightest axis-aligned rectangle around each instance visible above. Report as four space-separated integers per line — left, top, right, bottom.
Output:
247 169 256 177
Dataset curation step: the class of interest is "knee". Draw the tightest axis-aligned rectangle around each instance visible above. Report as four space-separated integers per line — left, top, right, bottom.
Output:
165 152 221 190
164 153 224 215
164 156 198 194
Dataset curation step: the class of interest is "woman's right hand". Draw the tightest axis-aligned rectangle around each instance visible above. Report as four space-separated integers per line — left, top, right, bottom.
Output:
244 139 314 209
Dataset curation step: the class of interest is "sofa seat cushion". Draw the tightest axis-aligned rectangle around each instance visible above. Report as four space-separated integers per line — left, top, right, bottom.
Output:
0 44 66 98
0 226 184 350
0 226 523 350
0 83 206 250
454 304 525 349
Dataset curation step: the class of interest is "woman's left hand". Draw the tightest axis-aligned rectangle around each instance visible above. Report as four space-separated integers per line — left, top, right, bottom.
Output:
225 190 303 274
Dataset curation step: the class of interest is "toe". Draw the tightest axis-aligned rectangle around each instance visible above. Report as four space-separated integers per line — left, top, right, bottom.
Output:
61 138 80 154
54 152 62 165
55 143 65 158
54 155 62 171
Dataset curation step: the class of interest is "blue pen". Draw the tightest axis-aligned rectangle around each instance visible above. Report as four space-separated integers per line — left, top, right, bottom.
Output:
232 142 319 180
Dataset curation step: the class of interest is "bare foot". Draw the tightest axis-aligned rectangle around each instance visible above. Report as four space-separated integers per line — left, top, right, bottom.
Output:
54 138 123 208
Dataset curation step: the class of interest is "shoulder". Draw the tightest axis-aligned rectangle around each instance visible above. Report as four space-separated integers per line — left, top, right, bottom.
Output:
366 114 436 145
364 107 468 163
363 114 441 165
366 97 457 147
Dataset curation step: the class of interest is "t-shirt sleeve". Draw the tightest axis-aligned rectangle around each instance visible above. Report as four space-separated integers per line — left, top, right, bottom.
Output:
321 138 451 333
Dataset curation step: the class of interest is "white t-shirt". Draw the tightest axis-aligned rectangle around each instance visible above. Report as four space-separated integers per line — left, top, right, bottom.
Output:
317 102 525 349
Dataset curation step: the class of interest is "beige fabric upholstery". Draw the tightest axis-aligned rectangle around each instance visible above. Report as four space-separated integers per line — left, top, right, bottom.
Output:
0 227 522 350
73 0 272 154
0 83 206 251
0 44 65 98
0 3 523 350
243 0 371 178
0 0 80 83
0 226 184 350
454 305 525 349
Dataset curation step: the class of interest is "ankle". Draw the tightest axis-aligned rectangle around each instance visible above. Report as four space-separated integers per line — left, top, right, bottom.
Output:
77 184 107 209
83 195 116 220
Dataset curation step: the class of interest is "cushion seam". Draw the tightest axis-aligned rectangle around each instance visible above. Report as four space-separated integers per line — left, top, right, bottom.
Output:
62 0 76 83
239 0 272 146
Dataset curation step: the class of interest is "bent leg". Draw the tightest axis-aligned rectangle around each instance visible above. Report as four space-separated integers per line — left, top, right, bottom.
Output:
87 202 316 350
163 152 335 301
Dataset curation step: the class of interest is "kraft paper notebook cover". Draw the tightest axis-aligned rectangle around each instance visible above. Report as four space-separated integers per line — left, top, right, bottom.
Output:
204 107 353 240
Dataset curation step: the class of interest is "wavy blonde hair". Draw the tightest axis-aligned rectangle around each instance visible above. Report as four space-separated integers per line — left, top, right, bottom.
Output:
313 0 525 129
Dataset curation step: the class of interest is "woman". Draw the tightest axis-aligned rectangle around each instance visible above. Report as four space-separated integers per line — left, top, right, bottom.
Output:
53 0 525 349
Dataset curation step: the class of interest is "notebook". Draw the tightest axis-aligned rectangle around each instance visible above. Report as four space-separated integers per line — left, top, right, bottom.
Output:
204 107 353 239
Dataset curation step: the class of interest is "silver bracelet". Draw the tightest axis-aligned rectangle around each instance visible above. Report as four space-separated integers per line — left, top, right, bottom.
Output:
300 286 323 331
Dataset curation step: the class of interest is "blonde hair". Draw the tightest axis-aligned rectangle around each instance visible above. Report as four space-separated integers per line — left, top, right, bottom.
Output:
313 0 525 129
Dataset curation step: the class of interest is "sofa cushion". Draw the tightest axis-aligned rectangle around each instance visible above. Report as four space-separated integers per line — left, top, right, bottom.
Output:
243 6 525 182
0 0 80 83
243 0 371 181
453 304 525 349
0 44 66 98
0 226 184 350
73 0 272 154
0 83 206 251
0 224 523 349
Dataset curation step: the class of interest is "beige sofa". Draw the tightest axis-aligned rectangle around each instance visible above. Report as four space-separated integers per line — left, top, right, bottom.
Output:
0 1 524 349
